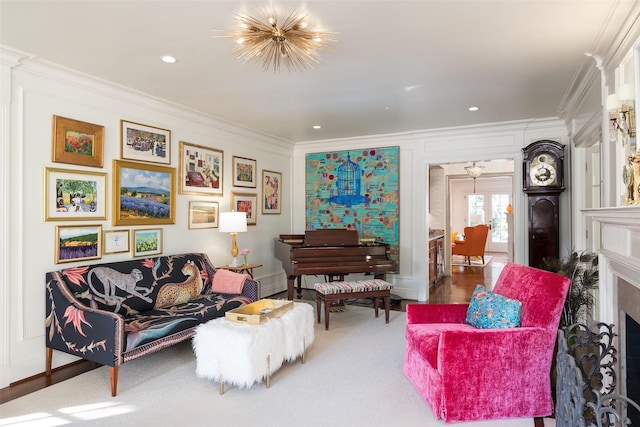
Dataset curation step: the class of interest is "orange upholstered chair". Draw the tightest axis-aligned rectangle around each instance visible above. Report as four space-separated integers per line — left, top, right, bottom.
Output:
451 224 489 265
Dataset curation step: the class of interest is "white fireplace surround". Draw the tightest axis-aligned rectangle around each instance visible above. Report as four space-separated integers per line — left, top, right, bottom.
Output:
583 206 640 397
583 206 640 325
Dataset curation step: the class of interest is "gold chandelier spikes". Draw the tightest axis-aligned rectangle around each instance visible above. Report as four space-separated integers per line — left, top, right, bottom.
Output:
222 9 335 73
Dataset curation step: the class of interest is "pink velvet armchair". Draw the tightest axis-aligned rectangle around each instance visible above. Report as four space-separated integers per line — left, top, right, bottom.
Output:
403 263 570 422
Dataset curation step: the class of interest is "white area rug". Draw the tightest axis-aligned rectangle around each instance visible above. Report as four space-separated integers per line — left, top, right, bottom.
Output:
452 254 493 267
0 306 554 427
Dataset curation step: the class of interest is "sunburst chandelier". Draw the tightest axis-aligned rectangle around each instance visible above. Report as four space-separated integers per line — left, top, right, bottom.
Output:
222 8 335 73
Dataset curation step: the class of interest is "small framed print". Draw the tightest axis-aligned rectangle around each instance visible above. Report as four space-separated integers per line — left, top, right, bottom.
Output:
231 192 257 225
44 167 107 221
52 115 104 168
55 225 102 264
179 141 224 196
188 201 219 229
133 228 163 257
103 229 130 255
120 120 171 165
232 156 257 188
262 170 282 214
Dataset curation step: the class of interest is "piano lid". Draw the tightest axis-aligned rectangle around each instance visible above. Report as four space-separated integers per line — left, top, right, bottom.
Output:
302 229 360 247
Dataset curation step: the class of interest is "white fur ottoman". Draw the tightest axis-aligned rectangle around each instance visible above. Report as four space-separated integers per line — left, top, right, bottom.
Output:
192 302 314 394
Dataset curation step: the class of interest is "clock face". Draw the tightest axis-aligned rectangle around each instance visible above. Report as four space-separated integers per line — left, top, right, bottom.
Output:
529 154 558 186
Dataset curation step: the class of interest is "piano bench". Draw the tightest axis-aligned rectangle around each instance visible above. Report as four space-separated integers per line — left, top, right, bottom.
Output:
313 280 392 330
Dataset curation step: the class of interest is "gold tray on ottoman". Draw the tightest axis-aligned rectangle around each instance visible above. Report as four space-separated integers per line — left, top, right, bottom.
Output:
225 299 293 325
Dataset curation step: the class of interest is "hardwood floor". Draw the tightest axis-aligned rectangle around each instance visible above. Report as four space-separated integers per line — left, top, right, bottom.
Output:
0 253 506 405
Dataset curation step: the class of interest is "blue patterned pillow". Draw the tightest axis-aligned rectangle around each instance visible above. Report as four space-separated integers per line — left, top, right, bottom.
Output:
465 285 522 329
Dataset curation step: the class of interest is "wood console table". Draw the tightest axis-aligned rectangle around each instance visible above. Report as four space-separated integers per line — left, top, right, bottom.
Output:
217 263 262 279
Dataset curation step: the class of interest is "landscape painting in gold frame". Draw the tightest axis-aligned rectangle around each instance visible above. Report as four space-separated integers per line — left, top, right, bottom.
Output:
188 201 219 229
52 115 104 168
113 160 176 226
55 224 102 264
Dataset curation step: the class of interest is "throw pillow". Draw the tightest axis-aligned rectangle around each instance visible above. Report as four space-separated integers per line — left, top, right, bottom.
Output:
465 284 522 329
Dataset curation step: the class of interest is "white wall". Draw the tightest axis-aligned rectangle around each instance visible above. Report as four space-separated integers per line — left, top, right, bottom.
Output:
294 121 570 303
0 49 294 387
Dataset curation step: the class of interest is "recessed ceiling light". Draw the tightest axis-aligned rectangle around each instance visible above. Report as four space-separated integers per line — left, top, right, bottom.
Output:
468 106 479 111
313 125 322 129
161 56 177 63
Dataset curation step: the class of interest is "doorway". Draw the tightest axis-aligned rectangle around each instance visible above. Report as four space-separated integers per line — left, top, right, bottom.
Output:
450 175 513 254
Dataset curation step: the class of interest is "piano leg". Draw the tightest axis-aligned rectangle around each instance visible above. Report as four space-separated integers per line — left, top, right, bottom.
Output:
286 276 304 300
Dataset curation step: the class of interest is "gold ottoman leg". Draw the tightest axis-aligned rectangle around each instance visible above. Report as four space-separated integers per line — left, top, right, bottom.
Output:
266 354 271 388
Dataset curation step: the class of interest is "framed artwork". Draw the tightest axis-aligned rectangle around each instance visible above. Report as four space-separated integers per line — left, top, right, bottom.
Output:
44 167 107 221
231 192 257 225
232 156 257 188
262 169 282 214
305 147 400 271
188 201 219 229
103 229 130 254
113 160 176 226
55 224 102 264
133 228 163 257
52 115 104 168
120 120 171 165
179 141 224 196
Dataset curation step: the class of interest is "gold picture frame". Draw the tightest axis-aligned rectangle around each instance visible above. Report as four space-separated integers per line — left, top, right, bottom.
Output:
44 167 107 221
113 160 176 226
188 201 219 229
232 156 257 188
231 192 257 225
179 141 224 196
262 169 282 214
55 224 102 264
133 228 163 257
103 229 130 255
120 120 171 165
52 115 104 168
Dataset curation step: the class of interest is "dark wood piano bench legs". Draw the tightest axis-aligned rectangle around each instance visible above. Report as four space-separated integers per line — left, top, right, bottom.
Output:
314 280 392 330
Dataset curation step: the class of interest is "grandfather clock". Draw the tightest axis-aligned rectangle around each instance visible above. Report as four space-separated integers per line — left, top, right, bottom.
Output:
522 140 565 269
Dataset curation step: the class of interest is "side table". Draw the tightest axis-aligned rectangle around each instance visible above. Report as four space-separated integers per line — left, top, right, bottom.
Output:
217 263 262 279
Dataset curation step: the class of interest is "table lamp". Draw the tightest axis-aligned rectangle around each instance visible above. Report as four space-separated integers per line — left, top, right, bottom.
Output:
219 211 247 267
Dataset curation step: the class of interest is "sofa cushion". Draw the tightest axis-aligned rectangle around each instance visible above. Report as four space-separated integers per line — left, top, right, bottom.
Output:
465 285 522 329
124 293 251 352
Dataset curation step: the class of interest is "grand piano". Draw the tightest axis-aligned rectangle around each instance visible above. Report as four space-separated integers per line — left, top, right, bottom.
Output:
274 229 396 300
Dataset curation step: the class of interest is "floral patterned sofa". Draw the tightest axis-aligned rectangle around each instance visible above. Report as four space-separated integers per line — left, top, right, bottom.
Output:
45 253 259 396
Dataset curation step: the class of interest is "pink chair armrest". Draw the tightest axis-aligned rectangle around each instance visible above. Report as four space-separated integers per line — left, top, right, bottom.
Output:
406 303 469 324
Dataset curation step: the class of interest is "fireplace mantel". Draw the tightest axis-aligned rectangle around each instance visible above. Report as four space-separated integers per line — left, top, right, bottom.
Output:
582 206 640 324
582 206 640 227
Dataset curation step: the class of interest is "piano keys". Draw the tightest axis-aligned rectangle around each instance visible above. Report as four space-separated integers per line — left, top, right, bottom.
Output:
274 229 396 300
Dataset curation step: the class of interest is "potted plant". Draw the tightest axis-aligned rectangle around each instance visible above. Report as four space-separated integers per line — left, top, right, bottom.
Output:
541 250 599 327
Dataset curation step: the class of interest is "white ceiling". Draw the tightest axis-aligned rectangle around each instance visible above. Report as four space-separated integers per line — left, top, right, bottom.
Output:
0 0 630 143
